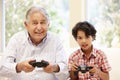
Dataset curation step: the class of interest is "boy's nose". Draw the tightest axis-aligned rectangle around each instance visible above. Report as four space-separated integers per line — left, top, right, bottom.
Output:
82 39 86 42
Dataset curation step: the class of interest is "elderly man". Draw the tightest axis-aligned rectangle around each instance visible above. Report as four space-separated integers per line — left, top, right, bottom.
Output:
0 6 69 80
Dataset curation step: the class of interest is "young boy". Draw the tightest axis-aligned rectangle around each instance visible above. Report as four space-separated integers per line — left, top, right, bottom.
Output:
68 21 111 80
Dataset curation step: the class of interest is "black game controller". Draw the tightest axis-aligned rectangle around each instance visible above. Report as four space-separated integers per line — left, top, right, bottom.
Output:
29 60 49 67
74 65 93 75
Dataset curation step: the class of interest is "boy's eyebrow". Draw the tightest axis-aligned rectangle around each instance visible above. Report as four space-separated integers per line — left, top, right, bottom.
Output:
77 35 81 37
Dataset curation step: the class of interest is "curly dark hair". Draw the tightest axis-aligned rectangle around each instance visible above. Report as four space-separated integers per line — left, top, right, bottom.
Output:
72 21 97 40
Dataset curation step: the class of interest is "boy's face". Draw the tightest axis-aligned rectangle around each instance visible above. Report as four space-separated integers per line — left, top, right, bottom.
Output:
76 30 93 51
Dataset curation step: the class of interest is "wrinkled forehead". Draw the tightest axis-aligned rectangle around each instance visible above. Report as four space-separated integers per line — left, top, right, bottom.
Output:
26 7 49 21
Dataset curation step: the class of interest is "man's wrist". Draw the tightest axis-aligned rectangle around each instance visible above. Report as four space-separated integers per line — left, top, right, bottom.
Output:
16 63 22 73
52 64 60 73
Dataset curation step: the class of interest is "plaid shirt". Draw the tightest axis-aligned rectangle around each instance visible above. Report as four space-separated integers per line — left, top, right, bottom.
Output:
68 47 111 80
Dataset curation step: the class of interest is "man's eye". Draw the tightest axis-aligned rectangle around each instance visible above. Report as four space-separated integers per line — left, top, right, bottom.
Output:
32 22 38 25
40 21 46 24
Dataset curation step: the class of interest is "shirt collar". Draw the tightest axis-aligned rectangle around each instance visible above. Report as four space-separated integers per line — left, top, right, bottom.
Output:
91 47 97 57
80 46 97 58
26 31 48 46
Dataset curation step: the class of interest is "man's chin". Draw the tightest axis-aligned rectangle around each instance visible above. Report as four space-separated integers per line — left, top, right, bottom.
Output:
35 37 43 40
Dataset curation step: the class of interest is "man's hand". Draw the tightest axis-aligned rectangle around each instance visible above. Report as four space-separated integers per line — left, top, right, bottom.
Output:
16 59 36 73
43 63 60 73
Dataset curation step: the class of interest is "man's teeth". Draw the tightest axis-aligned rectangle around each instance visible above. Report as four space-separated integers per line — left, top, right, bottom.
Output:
36 32 42 34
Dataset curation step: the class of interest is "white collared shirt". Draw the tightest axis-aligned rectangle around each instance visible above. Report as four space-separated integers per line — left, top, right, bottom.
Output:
0 30 69 80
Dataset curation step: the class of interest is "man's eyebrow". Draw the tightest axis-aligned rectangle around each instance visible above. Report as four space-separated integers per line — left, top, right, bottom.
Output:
40 19 47 21
31 19 46 22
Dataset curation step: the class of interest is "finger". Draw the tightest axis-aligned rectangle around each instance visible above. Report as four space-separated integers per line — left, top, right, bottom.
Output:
72 63 78 68
71 65 78 71
89 68 96 74
29 59 36 63
23 67 34 72
28 60 36 67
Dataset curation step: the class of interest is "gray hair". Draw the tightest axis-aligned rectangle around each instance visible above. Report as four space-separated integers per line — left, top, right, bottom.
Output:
25 6 50 21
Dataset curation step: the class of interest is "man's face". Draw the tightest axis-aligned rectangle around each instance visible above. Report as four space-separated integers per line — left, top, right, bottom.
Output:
25 11 49 44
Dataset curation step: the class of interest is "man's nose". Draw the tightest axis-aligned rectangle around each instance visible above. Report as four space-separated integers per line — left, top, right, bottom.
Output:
36 24 42 30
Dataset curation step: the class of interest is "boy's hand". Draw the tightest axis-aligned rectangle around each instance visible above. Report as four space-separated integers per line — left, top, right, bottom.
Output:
89 66 100 75
70 63 78 72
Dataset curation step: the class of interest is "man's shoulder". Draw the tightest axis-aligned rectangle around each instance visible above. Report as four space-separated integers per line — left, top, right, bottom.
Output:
11 30 27 38
47 31 60 40
47 31 57 37
46 31 62 44
10 30 27 42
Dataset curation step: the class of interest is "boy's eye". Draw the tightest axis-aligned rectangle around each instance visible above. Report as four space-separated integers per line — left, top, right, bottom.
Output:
77 36 82 39
77 36 90 40
86 36 90 38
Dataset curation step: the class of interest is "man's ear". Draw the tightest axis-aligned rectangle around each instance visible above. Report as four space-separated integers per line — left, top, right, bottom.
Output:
48 23 50 27
24 21 28 28
47 22 50 27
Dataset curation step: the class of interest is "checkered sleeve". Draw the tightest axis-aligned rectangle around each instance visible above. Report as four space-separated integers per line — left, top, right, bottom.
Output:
101 51 112 72
68 54 74 71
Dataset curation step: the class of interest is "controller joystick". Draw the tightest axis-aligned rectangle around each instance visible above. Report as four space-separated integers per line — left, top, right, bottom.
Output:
74 65 93 75
29 60 49 67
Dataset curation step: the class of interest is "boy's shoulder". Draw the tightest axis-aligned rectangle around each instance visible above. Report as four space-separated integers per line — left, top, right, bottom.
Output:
93 47 106 57
69 48 81 57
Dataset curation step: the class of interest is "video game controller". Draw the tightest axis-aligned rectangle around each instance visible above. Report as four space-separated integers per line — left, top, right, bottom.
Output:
74 65 93 75
29 60 49 67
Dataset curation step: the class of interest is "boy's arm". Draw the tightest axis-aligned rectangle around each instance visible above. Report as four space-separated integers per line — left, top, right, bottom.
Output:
69 71 78 80
96 69 109 80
